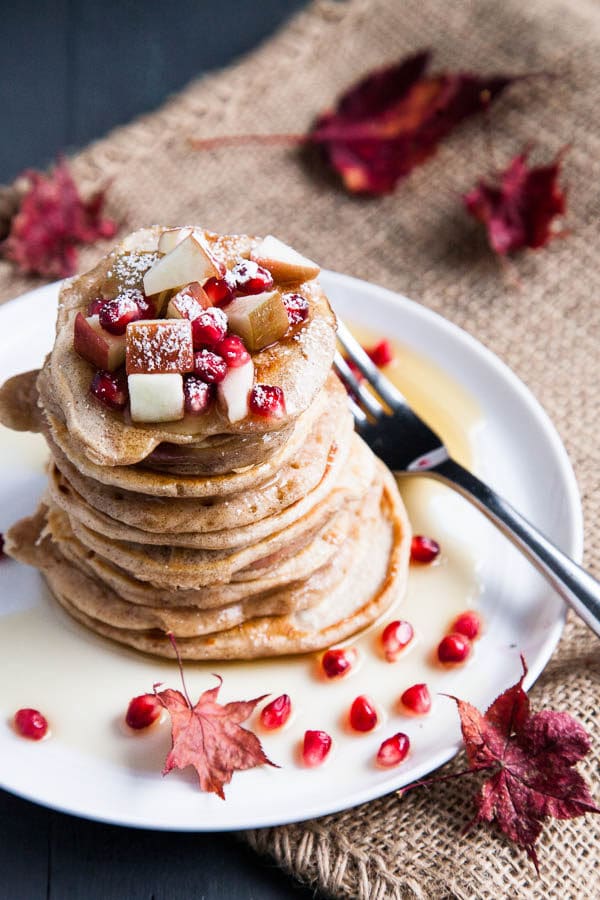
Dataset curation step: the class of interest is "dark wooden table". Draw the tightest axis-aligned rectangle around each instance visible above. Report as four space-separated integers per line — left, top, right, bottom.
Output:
0 3 320 898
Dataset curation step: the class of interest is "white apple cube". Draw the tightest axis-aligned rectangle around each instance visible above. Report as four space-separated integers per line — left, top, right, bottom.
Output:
226 290 289 351
250 235 320 283
73 313 126 371
128 373 185 423
217 359 254 423
143 234 220 296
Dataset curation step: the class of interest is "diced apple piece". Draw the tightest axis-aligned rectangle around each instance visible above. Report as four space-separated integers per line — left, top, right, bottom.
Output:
166 282 212 320
143 235 220 296
74 313 126 371
250 235 320 283
128 373 185 423
217 358 254 423
158 227 193 254
225 291 289 351
126 319 194 375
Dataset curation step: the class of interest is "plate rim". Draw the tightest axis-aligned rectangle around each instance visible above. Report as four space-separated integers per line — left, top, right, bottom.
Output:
0 272 583 831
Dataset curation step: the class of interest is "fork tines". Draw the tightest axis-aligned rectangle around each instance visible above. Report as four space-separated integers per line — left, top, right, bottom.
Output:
334 320 407 419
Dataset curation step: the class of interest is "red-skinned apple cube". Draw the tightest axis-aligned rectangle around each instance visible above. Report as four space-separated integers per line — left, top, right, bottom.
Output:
250 235 320 283
167 282 212 321
128 373 185 422
74 313 126 371
126 319 194 375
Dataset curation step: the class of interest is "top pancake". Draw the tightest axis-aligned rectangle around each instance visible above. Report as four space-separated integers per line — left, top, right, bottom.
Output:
44 226 337 467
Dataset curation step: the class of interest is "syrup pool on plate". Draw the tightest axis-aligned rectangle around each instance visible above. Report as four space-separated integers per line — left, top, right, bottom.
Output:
0 331 486 773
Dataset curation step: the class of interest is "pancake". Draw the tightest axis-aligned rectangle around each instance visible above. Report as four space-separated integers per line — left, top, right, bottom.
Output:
52 502 352 610
6 465 410 658
44 436 376 588
46 417 356 550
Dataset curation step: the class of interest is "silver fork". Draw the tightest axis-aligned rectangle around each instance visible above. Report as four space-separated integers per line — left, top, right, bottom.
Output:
334 320 600 637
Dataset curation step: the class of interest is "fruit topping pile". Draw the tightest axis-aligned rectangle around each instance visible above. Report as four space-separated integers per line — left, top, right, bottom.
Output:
73 230 320 424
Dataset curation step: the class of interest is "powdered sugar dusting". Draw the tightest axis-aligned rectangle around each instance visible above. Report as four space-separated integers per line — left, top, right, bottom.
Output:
106 251 160 290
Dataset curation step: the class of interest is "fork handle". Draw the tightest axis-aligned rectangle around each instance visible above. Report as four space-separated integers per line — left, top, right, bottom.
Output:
430 458 600 637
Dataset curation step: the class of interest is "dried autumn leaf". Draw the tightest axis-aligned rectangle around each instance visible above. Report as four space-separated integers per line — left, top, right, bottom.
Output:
463 148 567 254
155 676 276 799
451 658 598 870
1 158 117 278
310 50 515 194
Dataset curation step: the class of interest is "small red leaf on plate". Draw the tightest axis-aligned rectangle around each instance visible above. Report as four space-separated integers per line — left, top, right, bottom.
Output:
153 637 276 799
310 50 515 194
450 657 599 870
463 148 567 254
156 679 276 800
1 158 117 278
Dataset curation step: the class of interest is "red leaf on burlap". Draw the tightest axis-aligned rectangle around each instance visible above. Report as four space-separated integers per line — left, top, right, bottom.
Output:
310 50 515 194
463 148 567 254
450 657 599 871
155 675 276 799
1 158 117 278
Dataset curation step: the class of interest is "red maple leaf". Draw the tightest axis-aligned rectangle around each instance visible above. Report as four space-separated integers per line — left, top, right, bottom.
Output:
1 158 117 278
449 658 598 870
463 148 567 254
154 637 276 799
309 50 516 194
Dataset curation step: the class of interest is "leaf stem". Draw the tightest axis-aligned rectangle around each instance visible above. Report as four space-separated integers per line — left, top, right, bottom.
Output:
167 631 193 708
189 133 306 151
402 766 485 794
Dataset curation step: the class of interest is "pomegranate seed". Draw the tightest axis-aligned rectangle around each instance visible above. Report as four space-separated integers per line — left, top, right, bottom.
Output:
249 385 286 419
452 611 482 640
87 296 107 316
302 730 332 767
90 369 128 411
367 340 394 367
214 335 250 368
14 708 48 740
410 535 440 563
193 349 227 384
98 290 152 335
260 694 291 730
349 695 378 732
183 375 213 415
381 620 414 662
321 647 356 679
437 633 471 664
231 260 273 295
191 307 228 349
282 292 309 326
203 275 235 307
376 732 410 767
125 694 161 730
400 683 431 715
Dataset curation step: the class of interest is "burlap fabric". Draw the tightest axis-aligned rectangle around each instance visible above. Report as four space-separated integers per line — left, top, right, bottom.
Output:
1 0 598 896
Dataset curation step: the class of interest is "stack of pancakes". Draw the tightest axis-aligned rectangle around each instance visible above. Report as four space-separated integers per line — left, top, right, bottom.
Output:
1 227 411 660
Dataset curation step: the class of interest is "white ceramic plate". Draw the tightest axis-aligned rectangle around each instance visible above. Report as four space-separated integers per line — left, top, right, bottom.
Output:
0 272 582 831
